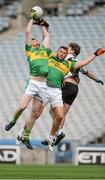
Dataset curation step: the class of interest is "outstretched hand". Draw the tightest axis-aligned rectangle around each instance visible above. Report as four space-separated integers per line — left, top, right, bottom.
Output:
33 18 49 28
96 79 104 85
94 48 105 56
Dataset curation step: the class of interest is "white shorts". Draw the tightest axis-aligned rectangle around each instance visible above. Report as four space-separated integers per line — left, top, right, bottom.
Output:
45 86 63 107
25 79 47 103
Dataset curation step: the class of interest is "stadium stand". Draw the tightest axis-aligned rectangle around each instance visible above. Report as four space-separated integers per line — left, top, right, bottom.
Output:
99 4 105 15
0 16 11 32
0 0 19 32
0 0 4 6
4 1 19 18
66 0 105 16
0 14 105 145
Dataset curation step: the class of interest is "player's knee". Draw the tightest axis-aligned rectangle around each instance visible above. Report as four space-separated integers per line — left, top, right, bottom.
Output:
31 110 41 119
56 114 63 123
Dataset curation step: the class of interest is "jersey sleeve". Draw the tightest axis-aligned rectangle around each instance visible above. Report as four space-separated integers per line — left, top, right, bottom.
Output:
68 60 77 71
25 44 32 57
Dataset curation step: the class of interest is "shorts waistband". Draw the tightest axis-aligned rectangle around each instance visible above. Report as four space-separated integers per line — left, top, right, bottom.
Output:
30 79 46 85
30 76 46 82
62 82 78 87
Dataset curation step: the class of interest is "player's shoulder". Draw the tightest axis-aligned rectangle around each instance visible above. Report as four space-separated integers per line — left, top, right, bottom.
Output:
49 51 57 57
25 44 32 50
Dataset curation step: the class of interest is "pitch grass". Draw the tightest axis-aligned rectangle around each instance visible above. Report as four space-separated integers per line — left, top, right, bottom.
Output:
0 164 105 179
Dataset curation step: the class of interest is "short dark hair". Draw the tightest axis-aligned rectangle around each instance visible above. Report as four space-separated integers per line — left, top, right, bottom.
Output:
69 43 81 56
58 46 68 52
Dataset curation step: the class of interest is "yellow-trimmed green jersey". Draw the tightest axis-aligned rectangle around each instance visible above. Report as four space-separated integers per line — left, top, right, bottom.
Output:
25 44 52 77
47 56 76 88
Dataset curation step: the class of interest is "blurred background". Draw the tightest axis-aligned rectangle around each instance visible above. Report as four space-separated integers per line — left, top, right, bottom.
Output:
0 0 105 165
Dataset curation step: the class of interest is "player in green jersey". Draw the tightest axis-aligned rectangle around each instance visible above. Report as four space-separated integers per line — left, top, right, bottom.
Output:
5 14 51 149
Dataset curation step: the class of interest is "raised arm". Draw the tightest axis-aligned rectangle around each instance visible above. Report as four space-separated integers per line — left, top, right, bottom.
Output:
80 67 104 85
74 48 105 69
74 54 96 69
86 71 104 85
40 25 50 48
25 19 33 45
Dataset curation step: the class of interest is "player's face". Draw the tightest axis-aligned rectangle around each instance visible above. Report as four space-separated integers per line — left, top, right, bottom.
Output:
68 47 74 55
57 48 68 60
31 39 40 48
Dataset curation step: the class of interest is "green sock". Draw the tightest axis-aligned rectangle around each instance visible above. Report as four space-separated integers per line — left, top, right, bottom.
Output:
12 110 24 124
11 119 16 124
22 128 31 142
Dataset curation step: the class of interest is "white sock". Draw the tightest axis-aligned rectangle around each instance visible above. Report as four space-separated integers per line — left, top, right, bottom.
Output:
18 128 24 137
49 135 56 141
56 128 62 136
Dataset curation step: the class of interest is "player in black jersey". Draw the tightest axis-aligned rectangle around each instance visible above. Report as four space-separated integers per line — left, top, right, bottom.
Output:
42 43 104 146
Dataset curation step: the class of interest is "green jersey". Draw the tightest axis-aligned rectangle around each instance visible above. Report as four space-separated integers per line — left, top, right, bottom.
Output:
25 44 51 77
47 56 76 88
